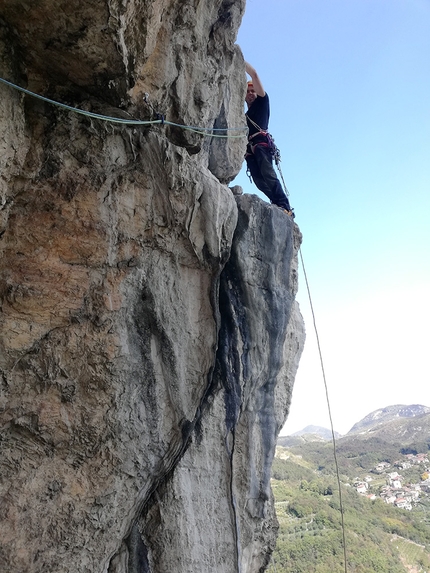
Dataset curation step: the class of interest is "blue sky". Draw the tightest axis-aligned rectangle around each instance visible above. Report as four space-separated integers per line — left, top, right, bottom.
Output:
233 0 430 434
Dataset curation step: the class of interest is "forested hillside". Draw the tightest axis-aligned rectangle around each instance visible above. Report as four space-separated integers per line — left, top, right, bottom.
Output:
269 434 430 572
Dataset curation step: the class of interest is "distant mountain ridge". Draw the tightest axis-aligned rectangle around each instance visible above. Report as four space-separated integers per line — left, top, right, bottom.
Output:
282 404 430 442
292 425 341 440
348 404 430 435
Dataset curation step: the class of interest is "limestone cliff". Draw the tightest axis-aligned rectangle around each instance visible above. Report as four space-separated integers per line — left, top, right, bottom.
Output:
0 2 305 572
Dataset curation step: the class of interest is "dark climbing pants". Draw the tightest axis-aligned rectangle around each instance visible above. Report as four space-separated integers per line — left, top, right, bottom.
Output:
246 145 291 211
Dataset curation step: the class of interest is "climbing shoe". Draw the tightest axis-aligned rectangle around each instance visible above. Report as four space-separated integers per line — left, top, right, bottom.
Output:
275 205 295 219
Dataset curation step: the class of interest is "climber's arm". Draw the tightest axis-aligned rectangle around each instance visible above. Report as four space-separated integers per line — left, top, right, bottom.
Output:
245 62 266 97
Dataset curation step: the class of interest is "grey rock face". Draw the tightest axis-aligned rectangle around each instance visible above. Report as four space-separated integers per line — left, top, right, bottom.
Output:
0 2 304 572
134 196 304 573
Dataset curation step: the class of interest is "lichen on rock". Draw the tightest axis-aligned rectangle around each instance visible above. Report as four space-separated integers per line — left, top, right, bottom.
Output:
0 2 305 572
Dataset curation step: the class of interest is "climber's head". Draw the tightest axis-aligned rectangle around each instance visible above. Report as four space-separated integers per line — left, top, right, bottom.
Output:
245 81 257 107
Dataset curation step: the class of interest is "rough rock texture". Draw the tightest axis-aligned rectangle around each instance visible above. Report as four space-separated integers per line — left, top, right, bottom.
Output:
137 196 304 573
0 2 305 572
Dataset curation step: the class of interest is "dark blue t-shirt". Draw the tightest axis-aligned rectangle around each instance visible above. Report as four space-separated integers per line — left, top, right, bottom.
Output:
246 93 270 136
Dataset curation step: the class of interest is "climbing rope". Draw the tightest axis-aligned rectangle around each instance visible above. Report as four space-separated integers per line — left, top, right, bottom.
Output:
298 248 349 573
245 123 347 571
0 77 248 138
273 146 290 198
267 145 348 569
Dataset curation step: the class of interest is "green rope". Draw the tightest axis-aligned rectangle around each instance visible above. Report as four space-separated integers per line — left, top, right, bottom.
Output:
0 77 248 138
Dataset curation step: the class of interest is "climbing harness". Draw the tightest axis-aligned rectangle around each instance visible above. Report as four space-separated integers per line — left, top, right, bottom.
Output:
245 113 290 196
245 115 275 178
0 77 248 139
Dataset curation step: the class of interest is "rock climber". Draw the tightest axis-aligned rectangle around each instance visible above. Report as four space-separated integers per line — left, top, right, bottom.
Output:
245 62 294 217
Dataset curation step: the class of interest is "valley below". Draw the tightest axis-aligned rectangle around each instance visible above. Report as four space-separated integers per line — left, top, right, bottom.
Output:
270 406 430 572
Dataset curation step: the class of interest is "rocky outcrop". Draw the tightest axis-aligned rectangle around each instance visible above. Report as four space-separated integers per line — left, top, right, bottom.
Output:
133 196 303 573
0 2 305 572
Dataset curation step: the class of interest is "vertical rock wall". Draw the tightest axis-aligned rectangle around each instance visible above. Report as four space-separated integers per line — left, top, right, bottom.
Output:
136 196 304 573
0 1 305 572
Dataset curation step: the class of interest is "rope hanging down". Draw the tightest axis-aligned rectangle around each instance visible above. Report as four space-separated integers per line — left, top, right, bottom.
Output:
298 248 349 573
273 145 290 198
0 77 248 139
268 251 349 573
